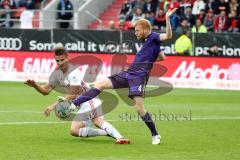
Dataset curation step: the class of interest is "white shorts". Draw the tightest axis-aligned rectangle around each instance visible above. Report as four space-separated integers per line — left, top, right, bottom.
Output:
74 97 104 126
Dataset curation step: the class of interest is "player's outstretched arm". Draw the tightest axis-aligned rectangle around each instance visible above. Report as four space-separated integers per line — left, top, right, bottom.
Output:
159 8 177 41
24 79 53 95
44 101 59 117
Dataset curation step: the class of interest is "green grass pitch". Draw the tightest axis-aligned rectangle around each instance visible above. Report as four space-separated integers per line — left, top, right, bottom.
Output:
0 82 239 160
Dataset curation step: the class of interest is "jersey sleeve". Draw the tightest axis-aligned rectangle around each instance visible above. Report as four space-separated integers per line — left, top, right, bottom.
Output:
152 32 161 43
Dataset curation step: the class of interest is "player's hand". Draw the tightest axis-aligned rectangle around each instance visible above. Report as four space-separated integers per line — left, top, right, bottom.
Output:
166 8 178 19
44 106 55 117
24 79 36 87
44 107 52 117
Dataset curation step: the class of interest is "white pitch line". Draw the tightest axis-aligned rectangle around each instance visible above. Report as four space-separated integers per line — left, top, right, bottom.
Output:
0 121 69 125
0 117 240 125
192 117 240 120
1 111 240 120
0 111 42 113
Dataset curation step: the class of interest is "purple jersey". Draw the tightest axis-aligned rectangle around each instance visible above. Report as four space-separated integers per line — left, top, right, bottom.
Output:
127 32 161 78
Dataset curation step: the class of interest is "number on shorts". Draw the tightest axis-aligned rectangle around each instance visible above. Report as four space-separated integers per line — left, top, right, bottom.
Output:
138 85 142 92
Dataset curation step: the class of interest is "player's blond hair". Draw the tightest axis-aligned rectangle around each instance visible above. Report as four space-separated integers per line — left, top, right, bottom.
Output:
134 19 152 31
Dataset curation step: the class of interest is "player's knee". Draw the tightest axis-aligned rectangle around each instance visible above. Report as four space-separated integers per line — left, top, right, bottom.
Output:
95 79 112 90
70 128 79 137
78 128 88 137
94 81 106 90
92 118 103 127
135 105 144 114
135 100 144 109
134 101 145 115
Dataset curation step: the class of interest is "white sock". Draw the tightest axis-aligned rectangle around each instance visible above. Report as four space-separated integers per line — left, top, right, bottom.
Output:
79 127 107 137
100 121 123 139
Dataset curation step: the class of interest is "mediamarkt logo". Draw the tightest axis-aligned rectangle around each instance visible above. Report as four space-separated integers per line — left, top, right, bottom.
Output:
172 61 240 80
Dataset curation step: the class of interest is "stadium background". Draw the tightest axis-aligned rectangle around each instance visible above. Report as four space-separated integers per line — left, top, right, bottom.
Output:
0 0 240 160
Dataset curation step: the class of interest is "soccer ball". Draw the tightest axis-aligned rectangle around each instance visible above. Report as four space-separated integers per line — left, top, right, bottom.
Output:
55 101 72 119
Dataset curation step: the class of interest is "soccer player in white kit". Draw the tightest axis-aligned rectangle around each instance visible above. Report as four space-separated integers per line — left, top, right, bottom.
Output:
25 46 130 144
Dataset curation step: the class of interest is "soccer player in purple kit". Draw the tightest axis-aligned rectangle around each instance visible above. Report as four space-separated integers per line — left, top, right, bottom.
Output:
69 8 177 144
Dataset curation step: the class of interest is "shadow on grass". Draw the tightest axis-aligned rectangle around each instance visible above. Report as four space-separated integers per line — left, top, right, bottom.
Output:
67 137 115 145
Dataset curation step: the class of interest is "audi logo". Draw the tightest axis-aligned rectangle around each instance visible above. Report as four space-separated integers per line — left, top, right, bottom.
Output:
0 38 22 50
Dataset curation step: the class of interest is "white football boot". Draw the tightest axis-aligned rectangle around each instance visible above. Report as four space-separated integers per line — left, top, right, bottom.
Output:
152 135 161 145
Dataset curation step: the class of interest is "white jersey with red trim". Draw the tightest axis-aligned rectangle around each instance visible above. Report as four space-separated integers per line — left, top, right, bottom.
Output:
50 64 103 121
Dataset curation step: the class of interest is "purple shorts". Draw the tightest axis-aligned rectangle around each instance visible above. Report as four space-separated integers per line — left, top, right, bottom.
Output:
108 71 148 99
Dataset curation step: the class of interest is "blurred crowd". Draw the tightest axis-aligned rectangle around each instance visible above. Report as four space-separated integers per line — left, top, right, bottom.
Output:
0 0 73 29
0 0 44 27
109 0 240 33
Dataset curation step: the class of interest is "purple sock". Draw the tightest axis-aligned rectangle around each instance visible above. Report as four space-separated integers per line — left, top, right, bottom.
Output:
141 112 158 136
73 88 101 106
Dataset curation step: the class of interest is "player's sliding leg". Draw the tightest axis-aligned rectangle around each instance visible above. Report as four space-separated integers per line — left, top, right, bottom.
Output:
93 117 130 144
72 79 113 107
79 127 108 137
70 121 107 137
134 96 161 145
